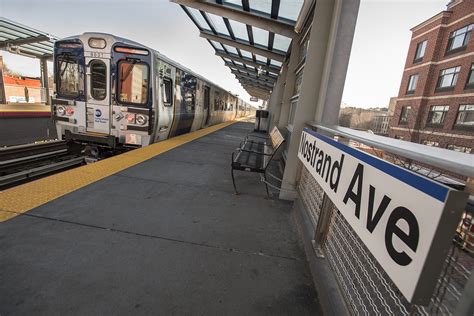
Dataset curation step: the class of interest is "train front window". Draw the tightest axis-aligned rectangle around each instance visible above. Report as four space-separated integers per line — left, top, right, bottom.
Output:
118 61 149 105
90 60 107 100
57 55 80 97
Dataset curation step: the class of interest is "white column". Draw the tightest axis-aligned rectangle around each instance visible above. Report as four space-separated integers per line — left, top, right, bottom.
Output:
279 0 360 200
40 57 50 105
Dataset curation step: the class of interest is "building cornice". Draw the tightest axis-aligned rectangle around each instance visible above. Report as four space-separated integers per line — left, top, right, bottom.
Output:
411 11 450 33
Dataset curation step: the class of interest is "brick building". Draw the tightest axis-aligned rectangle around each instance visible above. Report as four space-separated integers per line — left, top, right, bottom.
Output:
389 0 474 154
3 74 42 103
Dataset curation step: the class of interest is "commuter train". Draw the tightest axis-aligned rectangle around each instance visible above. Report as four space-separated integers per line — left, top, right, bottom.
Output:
52 33 254 152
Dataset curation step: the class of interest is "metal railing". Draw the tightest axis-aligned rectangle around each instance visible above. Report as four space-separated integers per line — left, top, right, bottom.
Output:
296 122 473 315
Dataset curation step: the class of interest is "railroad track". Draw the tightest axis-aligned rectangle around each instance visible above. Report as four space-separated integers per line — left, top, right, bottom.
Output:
0 141 85 189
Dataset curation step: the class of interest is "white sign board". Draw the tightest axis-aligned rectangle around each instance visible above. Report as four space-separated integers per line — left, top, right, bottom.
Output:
298 128 467 304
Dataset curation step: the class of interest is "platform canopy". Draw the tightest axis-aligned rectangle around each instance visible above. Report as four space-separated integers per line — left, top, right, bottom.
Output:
0 18 58 60
172 0 307 100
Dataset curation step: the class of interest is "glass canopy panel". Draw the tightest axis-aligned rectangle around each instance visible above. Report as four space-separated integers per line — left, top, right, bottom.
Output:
209 40 223 50
249 0 272 15
223 0 242 9
273 34 291 52
228 20 248 41
222 44 238 55
233 61 244 67
240 50 252 59
207 13 230 36
278 0 304 22
186 7 211 31
255 54 267 63
252 26 269 47
270 59 283 67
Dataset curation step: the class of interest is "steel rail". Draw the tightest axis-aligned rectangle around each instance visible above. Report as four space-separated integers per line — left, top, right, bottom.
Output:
307 122 474 178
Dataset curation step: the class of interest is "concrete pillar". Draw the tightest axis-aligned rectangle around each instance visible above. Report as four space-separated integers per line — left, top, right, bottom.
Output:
277 38 302 129
279 0 360 200
315 0 360 125
40 57 50 105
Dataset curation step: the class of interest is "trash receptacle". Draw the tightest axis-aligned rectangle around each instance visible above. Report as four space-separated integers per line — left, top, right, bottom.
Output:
254 110 269 132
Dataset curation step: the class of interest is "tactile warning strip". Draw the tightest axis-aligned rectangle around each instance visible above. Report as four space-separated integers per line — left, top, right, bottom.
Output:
0 120 237 222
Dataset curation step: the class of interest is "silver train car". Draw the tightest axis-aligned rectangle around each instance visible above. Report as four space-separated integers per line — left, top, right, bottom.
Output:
52 33 254 151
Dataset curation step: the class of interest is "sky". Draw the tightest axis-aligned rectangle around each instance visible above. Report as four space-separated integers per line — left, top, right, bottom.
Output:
0 0 448 108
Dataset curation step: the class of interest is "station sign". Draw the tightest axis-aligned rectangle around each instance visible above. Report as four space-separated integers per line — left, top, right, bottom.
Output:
250 97 259 102
298 128 468 304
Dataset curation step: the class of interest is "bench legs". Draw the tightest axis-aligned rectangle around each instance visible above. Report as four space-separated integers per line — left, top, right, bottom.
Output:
231 167 239 195
263 173 270 198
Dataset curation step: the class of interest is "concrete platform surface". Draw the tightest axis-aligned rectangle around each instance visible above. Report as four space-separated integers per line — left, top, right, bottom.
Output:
0 122 321 315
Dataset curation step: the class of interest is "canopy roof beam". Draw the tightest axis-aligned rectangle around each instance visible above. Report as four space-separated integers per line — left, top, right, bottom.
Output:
238 78 274 91
171 0 297 38
0 34 50 49
236 75 274 87
215 51 280 73
201 31 286 62
225 62 278 80
243 85 271 98
231 69 276 84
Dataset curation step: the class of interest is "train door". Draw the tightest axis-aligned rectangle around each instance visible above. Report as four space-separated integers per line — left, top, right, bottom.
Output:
155 61 175 141
85 57 110 134
204 86 211 126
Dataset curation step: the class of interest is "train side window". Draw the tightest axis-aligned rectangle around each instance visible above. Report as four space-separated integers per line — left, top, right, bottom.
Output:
90 60 107 100
163 77 172 107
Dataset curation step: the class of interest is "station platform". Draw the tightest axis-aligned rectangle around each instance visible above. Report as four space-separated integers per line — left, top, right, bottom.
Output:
0 121 320 314
0 103 51 117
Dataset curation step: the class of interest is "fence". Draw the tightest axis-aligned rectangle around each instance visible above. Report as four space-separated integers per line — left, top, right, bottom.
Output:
295 123 473 315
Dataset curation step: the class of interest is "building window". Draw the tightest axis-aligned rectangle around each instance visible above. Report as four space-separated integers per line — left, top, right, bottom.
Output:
447 144 472 154
399 106 411 124
422 140 439 147
414 40 427 62
406 74 418 94
466 64 474 89
426 105 449 126
436 66 460 91
455 104 474 127
293 71 303 96
288 99 298 127
447 24 473 53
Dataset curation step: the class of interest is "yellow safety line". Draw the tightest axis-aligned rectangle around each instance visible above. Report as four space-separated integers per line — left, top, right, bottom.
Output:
0 120 239 222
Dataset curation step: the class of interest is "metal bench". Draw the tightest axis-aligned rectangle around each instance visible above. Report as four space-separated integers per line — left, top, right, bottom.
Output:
231 126 285 197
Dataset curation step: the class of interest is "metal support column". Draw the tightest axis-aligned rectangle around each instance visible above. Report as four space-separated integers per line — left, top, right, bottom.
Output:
279 0 360 200
40 57 50 105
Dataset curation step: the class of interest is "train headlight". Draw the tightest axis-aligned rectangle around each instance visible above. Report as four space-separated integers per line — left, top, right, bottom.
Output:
88 38 106 49
57 106 66 116
136 114 147 125
126 114 136 123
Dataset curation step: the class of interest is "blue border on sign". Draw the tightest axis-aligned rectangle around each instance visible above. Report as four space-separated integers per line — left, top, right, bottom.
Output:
303 128 449 202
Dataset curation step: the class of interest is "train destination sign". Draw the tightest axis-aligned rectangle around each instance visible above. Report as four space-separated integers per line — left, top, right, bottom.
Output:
298 128 467 304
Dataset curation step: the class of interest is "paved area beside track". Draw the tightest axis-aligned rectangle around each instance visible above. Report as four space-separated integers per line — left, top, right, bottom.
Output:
0 121 321 315
0 103 51 117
